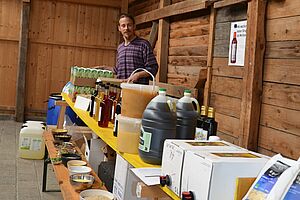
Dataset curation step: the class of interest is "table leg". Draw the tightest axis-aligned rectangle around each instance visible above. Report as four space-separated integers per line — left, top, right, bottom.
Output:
42 146 60 192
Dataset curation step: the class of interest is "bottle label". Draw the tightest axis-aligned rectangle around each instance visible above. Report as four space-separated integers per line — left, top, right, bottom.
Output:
20 137 31 150
98 107 102 121
111 105 115 120
31 138 42 151
195 128 207 140
139 126 152 152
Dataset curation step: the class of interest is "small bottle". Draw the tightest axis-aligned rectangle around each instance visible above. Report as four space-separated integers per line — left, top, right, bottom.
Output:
203 107 218 140
98 85 112 128
195 105 208 140
89 80 100 117
230 32 237 63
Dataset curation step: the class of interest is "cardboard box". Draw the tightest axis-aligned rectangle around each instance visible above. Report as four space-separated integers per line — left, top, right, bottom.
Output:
113 154 146 200
181 151 269 200
161 140 244 196
71 77 96 87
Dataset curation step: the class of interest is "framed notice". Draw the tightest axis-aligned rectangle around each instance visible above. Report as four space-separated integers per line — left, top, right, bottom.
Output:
228 20 247 66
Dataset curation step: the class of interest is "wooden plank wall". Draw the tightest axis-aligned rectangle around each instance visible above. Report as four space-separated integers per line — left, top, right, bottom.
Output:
0 0 21 116
129 0 210 89
258 0 300 159
25 0 120 116
210 3 247 145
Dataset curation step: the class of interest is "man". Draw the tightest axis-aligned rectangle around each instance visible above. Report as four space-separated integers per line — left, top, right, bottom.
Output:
113 13 158 84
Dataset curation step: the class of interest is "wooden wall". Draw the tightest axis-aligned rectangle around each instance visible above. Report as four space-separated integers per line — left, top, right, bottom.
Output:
130 0 210 89
25 0 120 116
210 3 247 145
258 0 300 159
0 0 21 116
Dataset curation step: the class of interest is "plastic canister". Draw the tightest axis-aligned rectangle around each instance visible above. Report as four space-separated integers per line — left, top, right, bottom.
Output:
139 88 177 165
19 126 45 159
120 68 159 119
117 115 141 154
176 90 199 139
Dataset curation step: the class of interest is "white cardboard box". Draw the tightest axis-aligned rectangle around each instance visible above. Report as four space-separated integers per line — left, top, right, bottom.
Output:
113 154 146 200
181 150 269 200
88 138 106 175
161 140 244 196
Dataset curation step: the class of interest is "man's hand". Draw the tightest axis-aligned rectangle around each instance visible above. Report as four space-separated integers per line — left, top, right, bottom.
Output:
127 72 141 83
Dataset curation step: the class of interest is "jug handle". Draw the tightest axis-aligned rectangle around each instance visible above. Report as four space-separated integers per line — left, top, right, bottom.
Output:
191 97 200 113
127 68 155 91
167 99 176 112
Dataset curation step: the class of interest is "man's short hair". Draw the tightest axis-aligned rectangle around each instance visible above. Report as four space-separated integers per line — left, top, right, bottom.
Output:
118 13 135 25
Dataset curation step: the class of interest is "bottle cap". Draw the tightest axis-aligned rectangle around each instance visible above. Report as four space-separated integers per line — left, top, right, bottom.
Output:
207 107 215 118
159 88 166 92
200 105 208 116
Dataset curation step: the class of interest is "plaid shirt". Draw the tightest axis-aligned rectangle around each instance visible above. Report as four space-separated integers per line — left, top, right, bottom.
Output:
113 37 158 84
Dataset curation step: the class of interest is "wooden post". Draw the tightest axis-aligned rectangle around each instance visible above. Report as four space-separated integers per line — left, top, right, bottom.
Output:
238 0 267 150
121 0 128 13
15 0 30 122
149 21 159 48
157 0 171 83
203 7 216 106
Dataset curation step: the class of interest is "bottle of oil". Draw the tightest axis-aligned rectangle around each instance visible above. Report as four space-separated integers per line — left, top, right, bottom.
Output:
98 85 112 127
94 81 103 122
176 90 199 139
195 105 208 140
203 107 218 140
139 88 176 165
89 80 99 117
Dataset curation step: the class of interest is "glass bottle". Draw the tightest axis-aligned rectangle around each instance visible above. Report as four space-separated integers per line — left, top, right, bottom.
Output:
98 85 112 128
230 32 237 63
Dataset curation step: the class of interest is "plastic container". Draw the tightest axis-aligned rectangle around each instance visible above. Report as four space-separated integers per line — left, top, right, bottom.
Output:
139 88 177 165
176 90 199 139
19 126 45 159
117 115 141 154
46 93 62 125
120 68 159 119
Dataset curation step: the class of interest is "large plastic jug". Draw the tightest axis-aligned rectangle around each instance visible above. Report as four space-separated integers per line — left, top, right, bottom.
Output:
176 89 200 139
19 126 45 159
139 88 176 165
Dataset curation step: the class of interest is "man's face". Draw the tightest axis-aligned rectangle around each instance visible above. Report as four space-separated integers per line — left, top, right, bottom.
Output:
118 17 135 40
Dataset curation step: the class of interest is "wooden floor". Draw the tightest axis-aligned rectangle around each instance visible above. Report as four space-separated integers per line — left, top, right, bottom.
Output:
0 120 63 200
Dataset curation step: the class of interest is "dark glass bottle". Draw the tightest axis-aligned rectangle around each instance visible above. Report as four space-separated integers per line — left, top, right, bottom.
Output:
195 105 208 140
89 80 100 117
203 107 218 140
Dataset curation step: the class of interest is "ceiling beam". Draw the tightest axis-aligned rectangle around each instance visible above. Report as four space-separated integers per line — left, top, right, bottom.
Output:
135 0 210 25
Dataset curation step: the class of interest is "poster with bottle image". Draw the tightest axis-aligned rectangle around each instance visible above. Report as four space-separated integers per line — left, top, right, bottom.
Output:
228 20 247 66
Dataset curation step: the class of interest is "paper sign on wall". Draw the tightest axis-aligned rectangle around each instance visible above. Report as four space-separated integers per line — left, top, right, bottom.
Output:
228 20 247 66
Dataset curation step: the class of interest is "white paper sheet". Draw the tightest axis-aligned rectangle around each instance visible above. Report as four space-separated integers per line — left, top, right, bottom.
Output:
74 95 91 111
131 168 161 186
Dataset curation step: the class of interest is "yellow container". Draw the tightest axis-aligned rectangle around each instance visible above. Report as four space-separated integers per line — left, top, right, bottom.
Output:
120 83 159 118
117 115 141 154
19 126 45 159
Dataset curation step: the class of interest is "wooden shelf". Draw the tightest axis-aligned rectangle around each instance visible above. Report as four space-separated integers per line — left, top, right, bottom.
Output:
62 93 180 200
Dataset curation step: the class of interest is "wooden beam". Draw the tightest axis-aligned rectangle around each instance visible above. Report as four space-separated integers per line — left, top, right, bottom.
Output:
36 0 121 8
30 39 117 51
16 1 30 122
214 0 249 9
149 21 158 48
203 7 216 106
157 0 171 83
239 0 267 151
135 0 210 25
121 0 128 13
